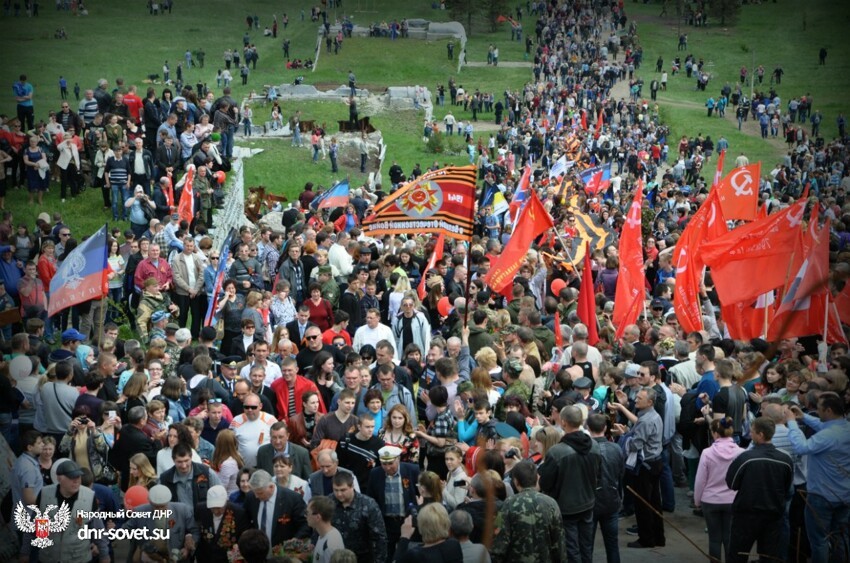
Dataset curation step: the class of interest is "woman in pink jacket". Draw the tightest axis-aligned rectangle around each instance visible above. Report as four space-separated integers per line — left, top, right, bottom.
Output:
694 417 745 562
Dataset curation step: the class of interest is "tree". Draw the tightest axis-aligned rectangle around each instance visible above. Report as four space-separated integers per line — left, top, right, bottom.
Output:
446 0 477 36
484 0 510 32
709 0 741 26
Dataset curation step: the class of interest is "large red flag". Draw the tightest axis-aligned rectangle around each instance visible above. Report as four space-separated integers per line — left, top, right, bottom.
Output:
577 241 599 345
613 183 645 339
722 292 774 341
673 189 727 333
594 109 604 139
712 149 726 188
768 293 847 344
484 191 554 297
702 199 806 306
177 165 195 226
717 162 760 221
776 219 830 317
417 233 445 300
554 311 563 348
835 283 850 326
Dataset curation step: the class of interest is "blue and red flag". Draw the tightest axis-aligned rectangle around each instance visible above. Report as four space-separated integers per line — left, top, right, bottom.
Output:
580 162 612 196
311 180 350 210
48 225 108 316
203 228 237 327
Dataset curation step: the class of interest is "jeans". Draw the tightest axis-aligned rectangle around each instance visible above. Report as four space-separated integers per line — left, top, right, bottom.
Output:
107 287 123 322
220 130 234 158
805 492 850 563
111 183 128 220
702 502 734 561
292 128 302 147
660 443 675 511
626 462 666 547
593 511 620 563
563 509 594 563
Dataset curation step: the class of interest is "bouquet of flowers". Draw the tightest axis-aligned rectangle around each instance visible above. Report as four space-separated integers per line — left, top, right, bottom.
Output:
272 538 313 560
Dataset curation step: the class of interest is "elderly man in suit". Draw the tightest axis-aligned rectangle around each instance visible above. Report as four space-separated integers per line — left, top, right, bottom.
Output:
365 445 420 562
124 484 198 562
256 421 312 480
308 449 360 497
171 235 207 337
243 469 310 549
195 485 250 563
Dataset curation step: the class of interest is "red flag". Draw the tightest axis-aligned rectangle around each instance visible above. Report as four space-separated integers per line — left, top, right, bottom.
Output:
177 165 195 226
417 233 445 300
756 202 768 220
717 162 760 221
673 189 727 333
577 242 599 345
594 109 604 139
712 149 726 188
768 293 847 344
554 311 563 348
722 292 774 341
580 109 588 131
484 191 554 297
776 219 830 317
702 199 806 306
835 283 850 326
613 183 645 339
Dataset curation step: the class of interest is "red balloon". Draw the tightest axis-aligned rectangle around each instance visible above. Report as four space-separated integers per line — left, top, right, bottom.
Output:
124 485 150 511
551 278 567 296
215 171 227 184
437 296 451 317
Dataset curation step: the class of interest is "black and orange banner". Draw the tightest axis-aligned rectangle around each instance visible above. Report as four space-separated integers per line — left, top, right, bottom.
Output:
362 165 477 241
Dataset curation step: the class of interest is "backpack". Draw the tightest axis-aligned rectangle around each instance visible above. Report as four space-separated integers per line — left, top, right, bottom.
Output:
677 390 701 450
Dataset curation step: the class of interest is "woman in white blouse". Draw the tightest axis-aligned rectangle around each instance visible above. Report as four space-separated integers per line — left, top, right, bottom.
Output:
211 429 243 494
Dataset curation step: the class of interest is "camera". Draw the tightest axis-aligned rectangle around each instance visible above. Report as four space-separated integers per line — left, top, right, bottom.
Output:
78 417 89 425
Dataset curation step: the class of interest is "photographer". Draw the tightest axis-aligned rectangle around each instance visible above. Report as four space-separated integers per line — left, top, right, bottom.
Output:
125 185 156 239
58 405 112 484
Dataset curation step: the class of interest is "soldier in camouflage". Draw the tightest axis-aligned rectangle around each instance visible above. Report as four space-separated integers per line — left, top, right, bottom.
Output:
318 265 340 308
491 460 567 563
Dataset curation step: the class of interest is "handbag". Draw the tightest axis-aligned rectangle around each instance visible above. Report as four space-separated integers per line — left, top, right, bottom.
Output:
310 439 339 471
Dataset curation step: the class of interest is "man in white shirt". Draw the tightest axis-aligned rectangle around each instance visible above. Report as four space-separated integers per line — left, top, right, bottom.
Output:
353 308 395 355
230 393 277 467
308 496 345 563
328 231 353 278
240 340 282 386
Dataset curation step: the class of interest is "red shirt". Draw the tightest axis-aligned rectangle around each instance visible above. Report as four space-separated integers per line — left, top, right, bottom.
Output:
123 93 143 121
270 375 326 420
306 298 334 332
322 327 351 346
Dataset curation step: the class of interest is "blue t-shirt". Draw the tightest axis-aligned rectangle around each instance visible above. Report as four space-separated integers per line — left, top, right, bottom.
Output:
13 81 33 107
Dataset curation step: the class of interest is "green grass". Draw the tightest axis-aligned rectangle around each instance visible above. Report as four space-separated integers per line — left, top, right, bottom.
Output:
628 0 850 175
0 0 530 234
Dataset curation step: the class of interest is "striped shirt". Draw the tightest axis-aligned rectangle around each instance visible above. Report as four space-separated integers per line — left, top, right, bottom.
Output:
106 155 130 185
78 98 99 124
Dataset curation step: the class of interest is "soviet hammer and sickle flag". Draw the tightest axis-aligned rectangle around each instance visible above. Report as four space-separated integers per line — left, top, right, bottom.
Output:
362 165 477 242
717 162 760 221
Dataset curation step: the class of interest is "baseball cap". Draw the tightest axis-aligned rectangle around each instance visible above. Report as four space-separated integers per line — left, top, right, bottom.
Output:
624 363 641 378
207 485 228 508
61 328 86 343
151 310 171 323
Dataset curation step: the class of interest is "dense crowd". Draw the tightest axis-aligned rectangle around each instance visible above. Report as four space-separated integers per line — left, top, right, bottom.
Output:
3 1 850 563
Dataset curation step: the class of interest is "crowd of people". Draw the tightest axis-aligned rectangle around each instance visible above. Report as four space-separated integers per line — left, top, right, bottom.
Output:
3 1 850 563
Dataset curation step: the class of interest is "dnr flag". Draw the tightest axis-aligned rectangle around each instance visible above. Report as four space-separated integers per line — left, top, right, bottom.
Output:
48 225 109 316
362 165 477 241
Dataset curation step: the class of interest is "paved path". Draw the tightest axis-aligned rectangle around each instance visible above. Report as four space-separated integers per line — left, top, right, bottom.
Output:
464 61 533 68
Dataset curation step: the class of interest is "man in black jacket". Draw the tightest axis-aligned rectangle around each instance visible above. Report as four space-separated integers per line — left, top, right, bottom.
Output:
158 443 222 518
155 135 180 179
725 417 793 563
109 405 159 490
152 177 172 221
244 469 310 547
588 414 624 563
128 137 155 196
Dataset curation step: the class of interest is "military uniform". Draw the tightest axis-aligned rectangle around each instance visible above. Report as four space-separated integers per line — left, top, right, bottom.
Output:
321 278 340 308
490 488 567 563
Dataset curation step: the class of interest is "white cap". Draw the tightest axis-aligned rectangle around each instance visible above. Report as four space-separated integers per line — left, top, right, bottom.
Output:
207 485 228 508
378 445 402 462
148 484 172 505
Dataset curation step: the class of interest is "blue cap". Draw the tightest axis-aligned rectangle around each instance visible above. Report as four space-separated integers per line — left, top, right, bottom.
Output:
61 328 86 343
151 310 171 323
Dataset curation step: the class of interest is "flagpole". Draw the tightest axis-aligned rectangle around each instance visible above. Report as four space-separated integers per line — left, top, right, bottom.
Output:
823 295 830 343
463 241 473 328
98 222 109 346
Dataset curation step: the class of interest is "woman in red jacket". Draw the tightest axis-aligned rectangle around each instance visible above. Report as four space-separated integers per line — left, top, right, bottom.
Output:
333 203 359 233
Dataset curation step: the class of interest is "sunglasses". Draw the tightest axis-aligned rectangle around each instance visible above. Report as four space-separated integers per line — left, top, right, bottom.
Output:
305 335 319 340
243 405 259 410
211 256 220 260
208 398 223 404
